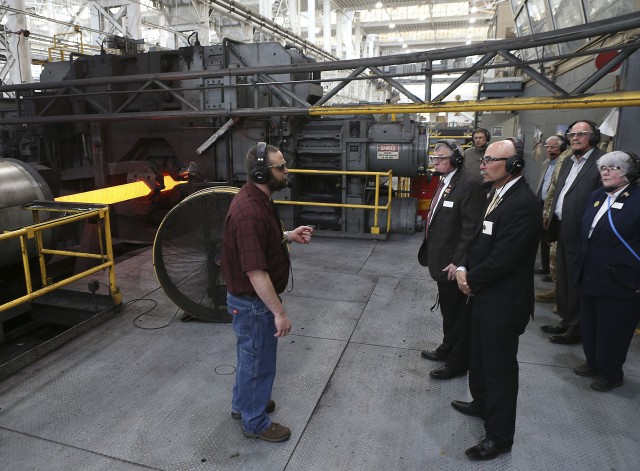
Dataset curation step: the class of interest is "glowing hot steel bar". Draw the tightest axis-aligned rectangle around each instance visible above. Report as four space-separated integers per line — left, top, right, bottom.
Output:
54 176 186 204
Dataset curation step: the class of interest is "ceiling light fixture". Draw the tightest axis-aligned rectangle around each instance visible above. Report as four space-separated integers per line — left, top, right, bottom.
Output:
389 23 396 29
375 1 383 8
469 18 476 24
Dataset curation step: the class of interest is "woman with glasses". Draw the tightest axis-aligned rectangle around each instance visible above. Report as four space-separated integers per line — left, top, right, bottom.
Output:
574 151 640 392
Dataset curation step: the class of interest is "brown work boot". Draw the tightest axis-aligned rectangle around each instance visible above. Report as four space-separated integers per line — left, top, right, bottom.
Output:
243 422 291 443
535 288 556 303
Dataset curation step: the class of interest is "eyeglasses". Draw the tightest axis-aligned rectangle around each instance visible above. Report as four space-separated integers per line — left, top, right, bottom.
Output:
598 165 622 173
543 145 559 149
265 162 287 170
480 157 508 164
430 155 450 163
566 131 592 139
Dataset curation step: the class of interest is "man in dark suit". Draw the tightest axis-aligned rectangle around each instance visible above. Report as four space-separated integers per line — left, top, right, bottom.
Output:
541 121 603 344
420 139 485 379
453 138 541 461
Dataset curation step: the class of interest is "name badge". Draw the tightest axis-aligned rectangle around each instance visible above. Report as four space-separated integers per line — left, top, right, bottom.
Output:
612 202 623 209
443 200 454 208
482 220 493 235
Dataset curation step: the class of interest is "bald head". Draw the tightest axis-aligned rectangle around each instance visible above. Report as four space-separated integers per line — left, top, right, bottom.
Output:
481 139 520 189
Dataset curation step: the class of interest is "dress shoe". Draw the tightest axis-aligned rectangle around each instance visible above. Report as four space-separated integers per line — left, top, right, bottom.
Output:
573 363 598 377
535 266 550 275
535 289 556 303
465 438 513 461
429 365 467 380
590 376 623 392
540 324 566 334
549 333 581 345
420 349 447 362
542 275 554 282
451 400 483 418
231 399 276 420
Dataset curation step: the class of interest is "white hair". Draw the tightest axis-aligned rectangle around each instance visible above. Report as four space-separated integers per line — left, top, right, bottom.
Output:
596 151 633 178
433 141 462 156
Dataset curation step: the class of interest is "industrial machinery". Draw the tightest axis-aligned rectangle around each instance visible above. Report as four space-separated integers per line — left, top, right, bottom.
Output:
1 40 428 244
0 40 428 330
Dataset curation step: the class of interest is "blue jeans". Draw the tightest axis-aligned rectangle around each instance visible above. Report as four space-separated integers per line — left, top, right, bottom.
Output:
227 292 278 434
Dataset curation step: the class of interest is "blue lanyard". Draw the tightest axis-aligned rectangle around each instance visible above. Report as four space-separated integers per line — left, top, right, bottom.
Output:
607 195 640 262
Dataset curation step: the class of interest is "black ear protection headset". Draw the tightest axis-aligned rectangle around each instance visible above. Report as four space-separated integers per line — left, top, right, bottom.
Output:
557 135 568 153
473 127 491 143
435 139 464 168
504 137 525 174
623 151 640 183
566 120 601 147
250 141 269 184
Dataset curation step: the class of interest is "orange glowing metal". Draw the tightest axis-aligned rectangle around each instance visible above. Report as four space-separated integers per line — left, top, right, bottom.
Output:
55 175 186 204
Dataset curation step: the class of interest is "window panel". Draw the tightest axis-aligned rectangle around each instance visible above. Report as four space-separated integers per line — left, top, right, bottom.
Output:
549 0 588 55
510 0 526 15
515 10 537 61
585 0 640 22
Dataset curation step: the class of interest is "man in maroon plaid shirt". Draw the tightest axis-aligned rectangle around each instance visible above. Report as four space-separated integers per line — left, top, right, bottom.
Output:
222 143 313 443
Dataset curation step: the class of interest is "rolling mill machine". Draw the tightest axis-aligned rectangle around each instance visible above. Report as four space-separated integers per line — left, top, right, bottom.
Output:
0 40 429 356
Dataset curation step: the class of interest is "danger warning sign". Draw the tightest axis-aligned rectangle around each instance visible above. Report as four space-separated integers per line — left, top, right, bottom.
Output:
377 144 399 160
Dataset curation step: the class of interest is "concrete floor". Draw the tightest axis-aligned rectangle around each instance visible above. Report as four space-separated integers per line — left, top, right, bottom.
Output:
0 233 638 470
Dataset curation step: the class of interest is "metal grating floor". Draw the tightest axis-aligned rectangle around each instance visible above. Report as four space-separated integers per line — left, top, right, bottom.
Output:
0 234 638 470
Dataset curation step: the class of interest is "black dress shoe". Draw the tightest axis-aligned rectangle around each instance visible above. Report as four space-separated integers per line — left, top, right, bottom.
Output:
465 438 513 461
540 324 567 334
535 266 550 275
590 376 623 392
429 365 467 380
549 333 581 345
573 363 598 377
420 349 447 361
451 400 483 418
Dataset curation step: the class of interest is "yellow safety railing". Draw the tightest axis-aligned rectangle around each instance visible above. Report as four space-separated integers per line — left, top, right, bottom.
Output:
47 29 114 62
0 203 122 314
275 169 393 235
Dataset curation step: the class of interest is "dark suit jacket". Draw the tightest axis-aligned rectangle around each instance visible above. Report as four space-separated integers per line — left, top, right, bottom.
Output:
425 169 485 282
464 177 542 332
575 183 640 298
550 148 603 245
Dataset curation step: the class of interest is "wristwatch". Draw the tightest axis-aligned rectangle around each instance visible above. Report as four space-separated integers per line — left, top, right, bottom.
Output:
282 231 291 244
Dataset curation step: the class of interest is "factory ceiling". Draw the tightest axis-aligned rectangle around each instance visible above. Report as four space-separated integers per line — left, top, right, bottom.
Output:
0 0 499 79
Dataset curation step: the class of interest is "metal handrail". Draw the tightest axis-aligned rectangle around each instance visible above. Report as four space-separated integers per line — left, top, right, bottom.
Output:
275 169 393 235
0 203 122 314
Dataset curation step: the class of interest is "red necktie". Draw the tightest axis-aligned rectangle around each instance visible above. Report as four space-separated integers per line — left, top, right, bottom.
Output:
425 178 445 241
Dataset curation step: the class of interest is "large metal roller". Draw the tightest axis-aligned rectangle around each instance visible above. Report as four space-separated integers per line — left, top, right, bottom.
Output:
0 159 55 268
